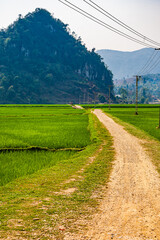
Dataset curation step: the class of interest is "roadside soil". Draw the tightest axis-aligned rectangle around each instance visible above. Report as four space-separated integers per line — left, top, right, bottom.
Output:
74 105 84 109
65 109 160 240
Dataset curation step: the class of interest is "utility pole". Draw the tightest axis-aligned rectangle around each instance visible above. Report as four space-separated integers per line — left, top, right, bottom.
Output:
158 107 160 129
108 85 113 110
94 91 96 108
135 76 139 115
83 90 86 104
155 48 160 128
109 86 111 110
87 92 89 104
135 75 141 115
91 85 97 108
79 94 81 104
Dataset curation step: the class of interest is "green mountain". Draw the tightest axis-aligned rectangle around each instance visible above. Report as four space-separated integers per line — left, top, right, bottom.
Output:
0 8 113 104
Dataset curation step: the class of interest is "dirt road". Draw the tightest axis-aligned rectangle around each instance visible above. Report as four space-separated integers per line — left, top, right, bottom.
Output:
65 109 160 240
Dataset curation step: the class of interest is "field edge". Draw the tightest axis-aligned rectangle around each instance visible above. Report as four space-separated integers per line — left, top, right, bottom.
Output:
101 110 160 177
0 111 115 239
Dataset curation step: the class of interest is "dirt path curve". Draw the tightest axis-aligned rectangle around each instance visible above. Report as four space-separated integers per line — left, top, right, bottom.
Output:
65 109 160 240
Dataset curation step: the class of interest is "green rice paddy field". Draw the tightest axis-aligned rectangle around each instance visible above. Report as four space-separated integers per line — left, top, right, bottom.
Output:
1 104 160 238
0 105 91 186
0 105 114 238
102 106 160 141
83 104 160 141
1 104 160 187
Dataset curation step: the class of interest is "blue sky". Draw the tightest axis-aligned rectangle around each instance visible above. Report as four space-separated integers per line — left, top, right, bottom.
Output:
0 0 160 51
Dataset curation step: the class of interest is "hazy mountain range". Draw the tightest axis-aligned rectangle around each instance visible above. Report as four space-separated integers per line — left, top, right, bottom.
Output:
97 48 160 80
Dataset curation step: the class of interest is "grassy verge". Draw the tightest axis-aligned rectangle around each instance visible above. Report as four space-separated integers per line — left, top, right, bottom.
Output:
0 151 78 186
102 109 160 176
0 112 114 239
103 107 160 141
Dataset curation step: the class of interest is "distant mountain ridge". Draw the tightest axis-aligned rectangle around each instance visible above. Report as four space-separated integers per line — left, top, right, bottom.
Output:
97 48 160 79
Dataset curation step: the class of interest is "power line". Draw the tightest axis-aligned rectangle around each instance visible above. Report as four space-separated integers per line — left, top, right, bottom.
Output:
84 0 160 48
58 0 158 48
137 50 160 75
144 53 160 74
59 0 160 76
137 50 159 75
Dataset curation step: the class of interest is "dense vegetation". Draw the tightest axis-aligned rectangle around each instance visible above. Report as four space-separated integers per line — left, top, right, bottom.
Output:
114 74 160 104
0 9 113 104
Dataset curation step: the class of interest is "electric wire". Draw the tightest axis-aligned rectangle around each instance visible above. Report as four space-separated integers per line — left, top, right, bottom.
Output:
83 0 160 76
143 53 160 74
59 0 158 48
137 50 158 75
142 53 160 74
59 0 160 76
84 0 160 48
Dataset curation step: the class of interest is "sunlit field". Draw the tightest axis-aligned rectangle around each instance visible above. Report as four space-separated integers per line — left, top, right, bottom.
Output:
102 106 160 141
0 105 91 186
